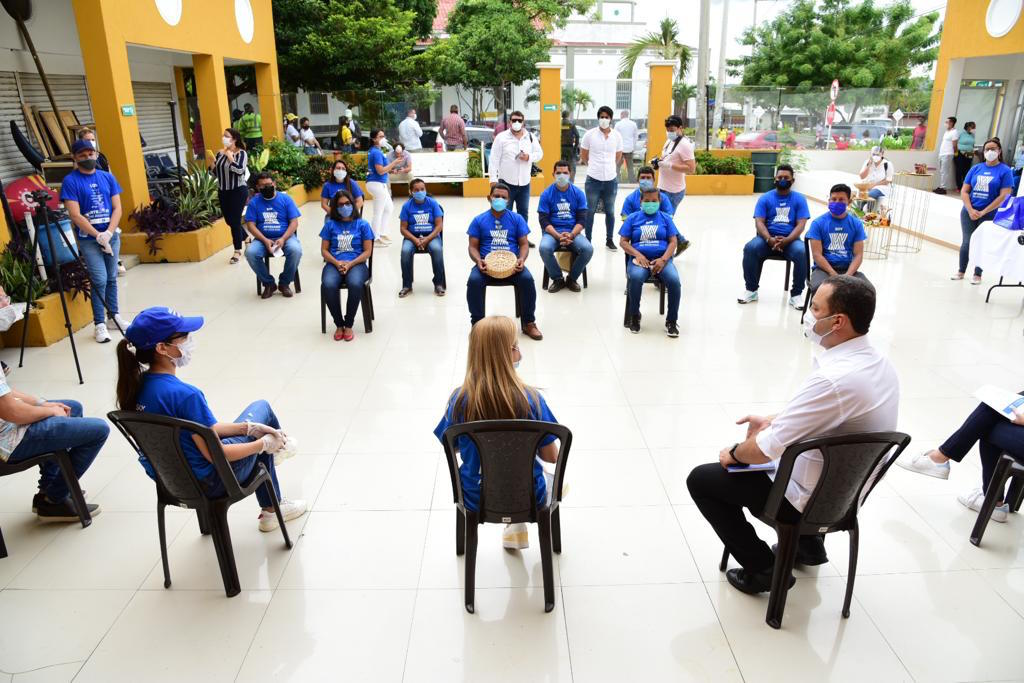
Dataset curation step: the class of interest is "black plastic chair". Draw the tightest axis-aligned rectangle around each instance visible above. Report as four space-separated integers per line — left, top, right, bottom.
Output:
320 252 375 333
0 450 92 558
107 411 292 598
765 251 794 293
411 243 447 289
482 278 522 319
719 430 911 629
970 454 1024 547
622 269 666 326
440 419 572 614
540 243 589 290
256 254 303 296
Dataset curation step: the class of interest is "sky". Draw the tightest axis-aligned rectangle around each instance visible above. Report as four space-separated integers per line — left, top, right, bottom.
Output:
631 0 948 78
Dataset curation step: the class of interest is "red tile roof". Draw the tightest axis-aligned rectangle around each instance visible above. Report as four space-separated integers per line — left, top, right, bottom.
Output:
433 0 457 32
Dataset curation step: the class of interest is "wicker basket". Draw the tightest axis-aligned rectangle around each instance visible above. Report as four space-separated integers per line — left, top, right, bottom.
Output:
483 250 518 279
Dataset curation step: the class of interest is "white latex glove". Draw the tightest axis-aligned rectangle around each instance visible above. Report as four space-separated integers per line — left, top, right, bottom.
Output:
245 421 281 438
95 230 113 254
260 432 286 454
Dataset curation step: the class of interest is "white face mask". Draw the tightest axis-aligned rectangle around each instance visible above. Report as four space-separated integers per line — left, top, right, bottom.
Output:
984 149 999 162
167 334 195 368
410 112 417 120
803 313 836 346
510 121 523 132
599 118 611 129
222 136 234 147
334 169 347 181
872 155 882 164
87 139 98 151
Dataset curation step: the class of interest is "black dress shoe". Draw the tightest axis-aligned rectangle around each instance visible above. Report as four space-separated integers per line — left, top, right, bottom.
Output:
605 239 617 251
548 279 566 293
726 567 795 595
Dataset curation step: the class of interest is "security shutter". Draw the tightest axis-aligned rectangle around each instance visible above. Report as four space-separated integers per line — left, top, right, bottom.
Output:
132 81 176 153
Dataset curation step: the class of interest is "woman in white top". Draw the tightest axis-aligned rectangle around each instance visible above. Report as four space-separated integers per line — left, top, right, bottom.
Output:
299 117 321 155
858 146 894 209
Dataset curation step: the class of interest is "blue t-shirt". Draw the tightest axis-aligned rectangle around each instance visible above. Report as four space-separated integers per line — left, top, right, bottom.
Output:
433 389 558 512
537 184 587 232
399 196 445 236
618 211 679 259
964 163 1014 210
753 190 811 237
367 147 388 183
467 209 530 258
319 218 374 261
321 178 364 201
620 188 672 218
59 169 122 239
806 212 867 268
244 192 301 240
135 373 218 482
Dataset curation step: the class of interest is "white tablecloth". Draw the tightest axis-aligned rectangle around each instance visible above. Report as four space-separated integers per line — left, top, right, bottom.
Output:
969 222 1024 282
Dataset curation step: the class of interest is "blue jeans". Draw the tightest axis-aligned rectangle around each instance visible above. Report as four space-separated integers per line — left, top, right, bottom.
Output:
321 262 369 328
539 233 593 283
959 207 993 276
742 236 807 296
205 401 283 508
504 183 531 231
400 236 444 288
665 189 685 214
466 265 537 325
867 188 884 200
626 259 681 322
78 232 120 325
246 235 302 287
584 177 618 242
6 400 109 502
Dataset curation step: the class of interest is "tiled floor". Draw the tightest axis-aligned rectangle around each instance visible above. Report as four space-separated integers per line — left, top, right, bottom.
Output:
1 189 1022 682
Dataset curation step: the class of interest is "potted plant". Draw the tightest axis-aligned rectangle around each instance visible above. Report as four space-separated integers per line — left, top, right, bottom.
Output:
687 150 755 195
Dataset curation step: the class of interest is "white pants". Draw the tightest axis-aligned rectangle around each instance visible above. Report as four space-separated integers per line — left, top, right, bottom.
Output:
366 181 393 238
938 154 956 191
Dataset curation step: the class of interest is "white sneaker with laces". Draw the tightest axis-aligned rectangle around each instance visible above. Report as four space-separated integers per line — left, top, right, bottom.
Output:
109 313 131 331
957 488 1008 523
94 323 111 344
274 435 299 465
737 290 758 304
258 498 307 532
788 295 804 310
502 522 529 550
896 451 951 479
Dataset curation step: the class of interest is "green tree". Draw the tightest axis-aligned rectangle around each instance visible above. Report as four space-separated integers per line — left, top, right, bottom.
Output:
393 0 437 40
672 82 696 117
619 18 691 80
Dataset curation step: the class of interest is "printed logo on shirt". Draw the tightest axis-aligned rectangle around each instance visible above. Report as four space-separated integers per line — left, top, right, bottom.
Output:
489 228 510 250
556 200 572 219
828 233 848 252
413 212 431 226
336 232 355 253
262 210 280 226
973 174 992 194
639 224 660 242
773 206 791 224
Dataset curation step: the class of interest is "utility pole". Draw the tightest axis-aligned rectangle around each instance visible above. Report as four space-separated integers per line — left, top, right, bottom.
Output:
695 0 711 150
711 0 730 137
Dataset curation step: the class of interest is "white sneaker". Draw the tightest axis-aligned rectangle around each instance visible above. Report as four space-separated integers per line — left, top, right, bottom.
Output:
94 323 111 344
502 522 529 550
896 451 951 480
109 313 131 331
789 295 805 310
258 498 307 532
274 435 299 466
957 488 1008 523
374 238 389 247
117 261 127 275
737 290 758 304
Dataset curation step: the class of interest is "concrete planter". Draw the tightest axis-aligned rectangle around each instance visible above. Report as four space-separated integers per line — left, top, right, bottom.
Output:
685 174 755 195
120 219 233 263
2 291 93 347
461 178 491 197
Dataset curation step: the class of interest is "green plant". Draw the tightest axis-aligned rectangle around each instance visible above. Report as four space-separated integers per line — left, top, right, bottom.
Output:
694 151 752 175
248 146 271 175
339 153 368 181
263 139 309 186
778 148 808 173
129 200 201 255
177 163 221 225
467 150 483 178
0 241 47 302
620 18 691 79
300 154 335 190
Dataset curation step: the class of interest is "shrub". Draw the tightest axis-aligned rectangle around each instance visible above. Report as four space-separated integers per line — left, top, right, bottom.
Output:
694 151 752 175
262 139 308 188
176 164 221 225
467 150 483 178
129 199 201 255
300 155 335 190
0 241 47 302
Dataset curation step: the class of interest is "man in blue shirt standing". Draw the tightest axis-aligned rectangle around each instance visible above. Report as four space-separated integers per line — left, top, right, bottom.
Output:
738 164 810 309
244 173 302 298
537 160 593 293
466 184 542 340
806 183 871 296
60 139 130 343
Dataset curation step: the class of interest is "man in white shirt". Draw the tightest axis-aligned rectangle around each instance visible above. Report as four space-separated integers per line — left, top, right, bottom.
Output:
935 115 959 194
615 110 639 184
489 109 544 240
581 105 624 250
284 113 301 148
687 275 899 594
398 108 423 152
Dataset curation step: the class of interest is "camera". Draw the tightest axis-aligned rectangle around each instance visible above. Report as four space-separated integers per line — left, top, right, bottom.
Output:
28 189 53 205
650 157 661 170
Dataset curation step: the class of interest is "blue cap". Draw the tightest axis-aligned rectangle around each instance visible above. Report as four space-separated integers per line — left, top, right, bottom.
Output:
125 307 204 350
71 139 96 155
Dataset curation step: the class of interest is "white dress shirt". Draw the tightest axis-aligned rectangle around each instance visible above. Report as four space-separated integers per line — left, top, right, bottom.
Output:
398 117 423 150
615 118 639 153
860 158 894 196
489 129 543 187
754 335 900 511
581 127 623 182
939 128 959 157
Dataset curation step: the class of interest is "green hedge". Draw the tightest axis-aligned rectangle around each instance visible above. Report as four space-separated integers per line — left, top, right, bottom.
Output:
694 151 753 175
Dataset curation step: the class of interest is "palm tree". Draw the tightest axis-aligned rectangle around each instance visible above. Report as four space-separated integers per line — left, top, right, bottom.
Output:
524 83 594 119
618 18 691 80
672 82 696 117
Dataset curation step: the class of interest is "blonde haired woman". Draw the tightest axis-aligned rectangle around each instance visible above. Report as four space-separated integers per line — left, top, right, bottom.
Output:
433 316 561 550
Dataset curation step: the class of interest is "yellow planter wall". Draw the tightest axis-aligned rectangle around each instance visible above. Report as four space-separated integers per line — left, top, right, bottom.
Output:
3 291 93 347
685 175 754 195
120 219 232 262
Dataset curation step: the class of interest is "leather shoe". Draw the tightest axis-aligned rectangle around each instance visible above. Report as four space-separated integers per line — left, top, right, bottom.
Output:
522 322 543 341
726 567 795 595
548 279 566 293
260 283 277 299
565 279 581 292
279 284 294 298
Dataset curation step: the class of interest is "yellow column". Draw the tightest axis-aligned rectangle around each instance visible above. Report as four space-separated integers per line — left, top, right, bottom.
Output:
535 62 563 192
254 62 284 144
71 0 148 221
647 61 675 165
192 53 231 163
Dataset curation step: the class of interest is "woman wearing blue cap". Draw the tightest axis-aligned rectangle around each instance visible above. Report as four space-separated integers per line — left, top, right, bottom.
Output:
115 307 306 532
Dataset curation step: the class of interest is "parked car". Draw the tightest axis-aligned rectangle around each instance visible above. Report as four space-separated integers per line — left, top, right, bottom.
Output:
732 130 796 149
421 125 495 151
830 123 891 144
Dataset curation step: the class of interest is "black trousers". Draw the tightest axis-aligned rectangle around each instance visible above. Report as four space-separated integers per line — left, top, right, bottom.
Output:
939 392 1024 499
218 187 249 250
686 463 823 572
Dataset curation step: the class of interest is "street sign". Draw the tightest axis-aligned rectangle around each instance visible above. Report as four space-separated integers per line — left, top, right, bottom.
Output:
120 104 135 117
542 104 558 111
830 79 839 101
752 105 765 121
892 108 904 123
826 101 836 126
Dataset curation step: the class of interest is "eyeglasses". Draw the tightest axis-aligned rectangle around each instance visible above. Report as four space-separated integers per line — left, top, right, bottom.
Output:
510 118 524 123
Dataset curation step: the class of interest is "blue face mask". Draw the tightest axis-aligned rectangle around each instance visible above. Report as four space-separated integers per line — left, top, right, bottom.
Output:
338 204 354 218
412 190 427 202
638 179 655 191
828 201 847 217
554 174 570 187
491 197 507 213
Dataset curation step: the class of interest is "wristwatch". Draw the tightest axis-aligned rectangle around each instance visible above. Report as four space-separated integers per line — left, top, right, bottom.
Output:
729 442 749 468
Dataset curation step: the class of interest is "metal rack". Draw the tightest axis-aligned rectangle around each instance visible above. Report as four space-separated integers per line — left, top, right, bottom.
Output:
884 172 933 254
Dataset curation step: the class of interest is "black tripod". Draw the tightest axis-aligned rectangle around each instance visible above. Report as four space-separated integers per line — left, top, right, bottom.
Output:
17 189 124 383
